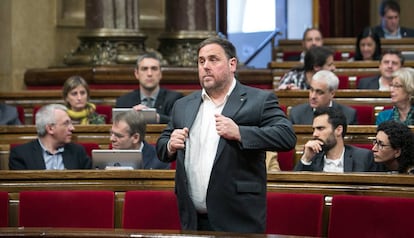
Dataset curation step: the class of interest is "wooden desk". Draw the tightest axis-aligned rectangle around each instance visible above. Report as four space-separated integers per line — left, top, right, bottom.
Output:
0 227 292 237
0 125 406 170
1 170 414 237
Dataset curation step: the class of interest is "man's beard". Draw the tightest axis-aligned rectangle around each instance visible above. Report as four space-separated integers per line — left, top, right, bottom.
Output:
321 134 337 152
314 134 337 153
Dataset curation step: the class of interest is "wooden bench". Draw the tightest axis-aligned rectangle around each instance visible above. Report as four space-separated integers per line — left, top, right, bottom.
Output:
24 66 274 90
1 170 414 237
2 125 410 170
273 37 414 61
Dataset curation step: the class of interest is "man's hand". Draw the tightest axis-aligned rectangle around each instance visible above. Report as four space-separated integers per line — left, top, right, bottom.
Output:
132 104 149 111
168 127 189 155
301 139 324 163
215 114 241 142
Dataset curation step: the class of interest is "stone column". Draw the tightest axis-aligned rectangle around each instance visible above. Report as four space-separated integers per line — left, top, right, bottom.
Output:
158 0 218 66
64 0 147 65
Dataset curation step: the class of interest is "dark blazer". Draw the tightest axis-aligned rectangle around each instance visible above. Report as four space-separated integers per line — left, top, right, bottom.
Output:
372 25 414 38
142 141 169 169
0 104 21 125
9 140 92 170
294 145 378 172
115 88 183 124
156 81 296 233
289 101 358 125
357 75 380 89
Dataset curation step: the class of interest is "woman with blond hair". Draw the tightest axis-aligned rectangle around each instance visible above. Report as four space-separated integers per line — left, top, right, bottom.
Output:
376 67 414 125
62 76 105 125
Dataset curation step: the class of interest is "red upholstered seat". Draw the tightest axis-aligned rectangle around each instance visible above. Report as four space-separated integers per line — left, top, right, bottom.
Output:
0 192 8 227
19 190 114 228
282 51 301 61
349 105 375 125
16 106 25 124
337 75 349 89
78 142 100 158
266 192 324 236
277 149 294 171
95 104 112 124
122 190 181 230
329 195 414 238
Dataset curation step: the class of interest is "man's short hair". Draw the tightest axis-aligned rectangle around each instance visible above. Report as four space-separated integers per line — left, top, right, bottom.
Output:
379 0 400 17
302 27 323 41
135 52 161 68
380 48 405 65
113 110 146 142
313 107 347 138
312 70 339 92
36 104 68 137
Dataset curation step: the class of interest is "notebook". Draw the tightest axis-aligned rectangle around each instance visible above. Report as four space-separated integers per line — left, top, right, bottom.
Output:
111 108 157 124
91 149 143 170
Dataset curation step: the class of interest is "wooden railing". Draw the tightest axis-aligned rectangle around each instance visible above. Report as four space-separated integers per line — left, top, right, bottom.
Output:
1 170 414 237
0 125 406 171
273 37 414 61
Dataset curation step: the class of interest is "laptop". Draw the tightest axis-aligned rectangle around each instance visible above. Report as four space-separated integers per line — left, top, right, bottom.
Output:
111 108 157 123
91 149 143 170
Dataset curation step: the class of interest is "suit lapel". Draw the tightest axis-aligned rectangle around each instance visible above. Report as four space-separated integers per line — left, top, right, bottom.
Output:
33 140 47 169
185 92 203 129
215 83 247 162
343 146 353 172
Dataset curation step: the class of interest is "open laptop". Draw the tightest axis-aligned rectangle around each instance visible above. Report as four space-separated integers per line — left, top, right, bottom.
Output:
111 108 157 124
91 149 143 170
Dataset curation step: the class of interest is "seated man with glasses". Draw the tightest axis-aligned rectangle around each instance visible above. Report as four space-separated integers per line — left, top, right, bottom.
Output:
9 104 91 170
110 110 170 169
294 107 382 172
289 70 357 125
373 120 414 174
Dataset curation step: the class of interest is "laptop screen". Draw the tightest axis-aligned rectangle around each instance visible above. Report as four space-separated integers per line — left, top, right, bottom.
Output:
91 149 143 170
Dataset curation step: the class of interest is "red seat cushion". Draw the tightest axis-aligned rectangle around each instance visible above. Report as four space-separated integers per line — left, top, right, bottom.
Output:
122 190 181 230
266 192 324 236
329 195 414 238
349 105 375 125
0 192 8 227
19 190 114 228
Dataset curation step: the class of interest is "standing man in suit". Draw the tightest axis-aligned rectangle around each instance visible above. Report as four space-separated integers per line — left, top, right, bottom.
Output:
115 53 183 124
110 110 169 169
358 49 404 90
289 70 357 125
294 107 379 172
156 37 296 233
372 0 414 38
9 104 91 170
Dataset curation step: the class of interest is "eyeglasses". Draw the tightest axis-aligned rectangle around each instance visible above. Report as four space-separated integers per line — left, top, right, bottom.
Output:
389 84 403 88
109 130 127 139
372 139 392 150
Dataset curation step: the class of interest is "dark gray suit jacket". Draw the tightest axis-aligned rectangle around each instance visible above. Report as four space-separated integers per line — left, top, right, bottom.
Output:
9 140 92 170
0 104 21 125
357 75 380 89
294 145 377 172
289 101 358 125
372 25 414 38
115 88 183 124
156 81 296 233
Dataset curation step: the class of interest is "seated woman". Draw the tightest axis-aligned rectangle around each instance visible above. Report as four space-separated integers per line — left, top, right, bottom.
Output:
376 67 414 125
373 120 414 174
350 27 381 61
277 46 336 90
62 76 106 125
